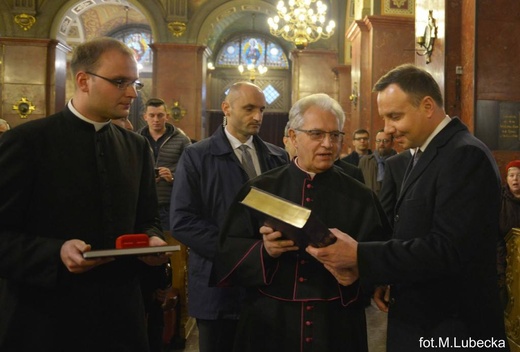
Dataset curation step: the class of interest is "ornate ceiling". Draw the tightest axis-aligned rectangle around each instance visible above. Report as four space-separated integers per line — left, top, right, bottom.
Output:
54 0 336 55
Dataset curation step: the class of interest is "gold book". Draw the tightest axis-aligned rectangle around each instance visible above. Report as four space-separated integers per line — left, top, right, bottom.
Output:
240 187 336 248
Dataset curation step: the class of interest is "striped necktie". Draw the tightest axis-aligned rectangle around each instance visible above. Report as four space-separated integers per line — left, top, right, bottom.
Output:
239 145 257 179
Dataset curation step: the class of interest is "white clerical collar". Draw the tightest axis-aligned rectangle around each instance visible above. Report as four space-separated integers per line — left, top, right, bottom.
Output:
68 100 111 132
294 157 317 179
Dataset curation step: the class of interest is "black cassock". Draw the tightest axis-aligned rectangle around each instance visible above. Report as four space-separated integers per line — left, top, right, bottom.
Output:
212 161 390 352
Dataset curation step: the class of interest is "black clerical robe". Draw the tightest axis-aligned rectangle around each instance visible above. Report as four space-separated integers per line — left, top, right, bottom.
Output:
213 161 390 352
0 107 162 351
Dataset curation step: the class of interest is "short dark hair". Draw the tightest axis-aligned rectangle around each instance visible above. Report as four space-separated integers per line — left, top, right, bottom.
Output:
352 128 369 138
145 98 167 110
373 64 443 108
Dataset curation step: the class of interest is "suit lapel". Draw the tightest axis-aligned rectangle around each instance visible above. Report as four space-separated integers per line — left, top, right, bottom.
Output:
395 118 467 209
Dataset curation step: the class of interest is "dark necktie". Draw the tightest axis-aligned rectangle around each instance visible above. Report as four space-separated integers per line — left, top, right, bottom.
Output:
402 148 422 186
376 156 385 182
413 148 422 168
239 145 257 179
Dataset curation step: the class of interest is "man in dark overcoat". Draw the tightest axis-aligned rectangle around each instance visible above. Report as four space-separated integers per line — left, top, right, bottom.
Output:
170 82 288 352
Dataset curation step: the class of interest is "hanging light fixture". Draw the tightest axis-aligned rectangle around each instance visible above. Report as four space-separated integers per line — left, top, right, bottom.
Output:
237 14 268 82
267 0 336 50
238 61 268 83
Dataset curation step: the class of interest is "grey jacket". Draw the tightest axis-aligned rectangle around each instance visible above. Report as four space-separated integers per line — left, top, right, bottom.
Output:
138 123 191 205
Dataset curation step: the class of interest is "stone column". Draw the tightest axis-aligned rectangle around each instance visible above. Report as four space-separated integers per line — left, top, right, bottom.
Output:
290 49 339 104
347 16 414 144
151 43 206 141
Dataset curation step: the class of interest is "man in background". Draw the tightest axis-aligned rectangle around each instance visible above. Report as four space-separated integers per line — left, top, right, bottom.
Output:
137 97 190 351
358 129 397 196
341 128 372 166
137 97 191 230
170 81 288 352
0 37 168 352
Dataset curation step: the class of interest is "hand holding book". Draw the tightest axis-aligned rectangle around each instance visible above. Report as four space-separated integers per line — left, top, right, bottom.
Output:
240 187 337 248
260 225 300 258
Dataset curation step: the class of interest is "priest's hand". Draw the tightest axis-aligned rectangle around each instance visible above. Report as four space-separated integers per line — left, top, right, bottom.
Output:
306 228 358 269
260 225 299 258
61 239 113 274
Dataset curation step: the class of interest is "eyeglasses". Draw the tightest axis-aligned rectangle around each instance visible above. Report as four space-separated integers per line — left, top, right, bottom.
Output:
86 72 144 91
353 137 369 141
375 139 392 144
295 129 345 143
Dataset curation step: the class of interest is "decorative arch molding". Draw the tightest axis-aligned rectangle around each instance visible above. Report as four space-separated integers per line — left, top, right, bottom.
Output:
188 0 292 54
49 0 167 44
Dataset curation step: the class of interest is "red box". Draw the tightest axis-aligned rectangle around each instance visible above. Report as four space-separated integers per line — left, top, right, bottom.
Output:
115 234 149 249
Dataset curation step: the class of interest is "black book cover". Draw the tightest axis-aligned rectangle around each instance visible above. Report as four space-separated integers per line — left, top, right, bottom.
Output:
240 187 336 248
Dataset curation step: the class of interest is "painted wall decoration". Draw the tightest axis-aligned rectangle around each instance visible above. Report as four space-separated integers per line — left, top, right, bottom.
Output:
381 0 415 16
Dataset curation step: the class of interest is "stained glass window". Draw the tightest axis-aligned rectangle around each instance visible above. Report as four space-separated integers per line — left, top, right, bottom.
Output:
111 27 153 73
216 35 288 69
218 40 241 66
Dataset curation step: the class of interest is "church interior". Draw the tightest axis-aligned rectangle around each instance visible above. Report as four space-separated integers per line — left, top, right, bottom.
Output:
1 0 520 350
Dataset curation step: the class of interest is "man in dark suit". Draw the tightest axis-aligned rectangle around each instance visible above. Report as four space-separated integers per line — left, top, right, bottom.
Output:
378 149 412 226
307 64 509 351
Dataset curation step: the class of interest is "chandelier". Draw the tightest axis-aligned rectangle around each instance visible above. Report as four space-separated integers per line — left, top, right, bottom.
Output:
267 0 336 49
237 14 268 83
238 59 268 83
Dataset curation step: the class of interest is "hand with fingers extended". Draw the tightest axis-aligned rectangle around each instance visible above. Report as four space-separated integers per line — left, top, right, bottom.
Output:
306 228 359 286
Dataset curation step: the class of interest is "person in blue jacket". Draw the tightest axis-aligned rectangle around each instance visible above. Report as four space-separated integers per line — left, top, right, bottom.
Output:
170 81 288 352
